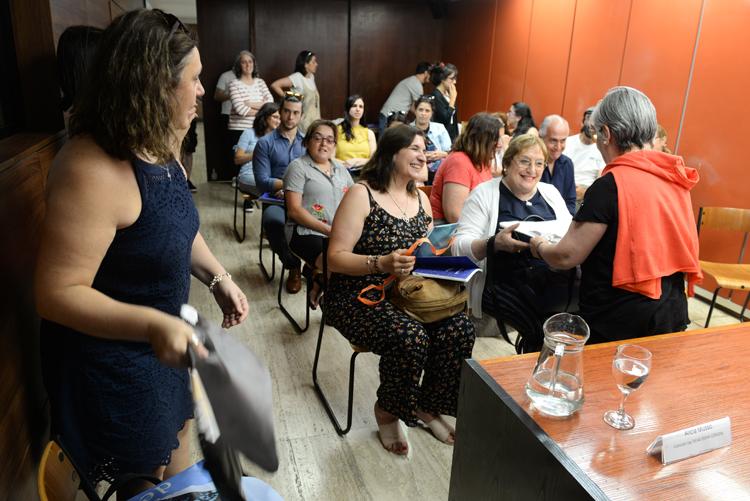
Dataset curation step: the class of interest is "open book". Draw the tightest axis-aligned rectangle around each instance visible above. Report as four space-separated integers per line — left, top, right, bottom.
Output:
499 219 571 244
412 255 481 283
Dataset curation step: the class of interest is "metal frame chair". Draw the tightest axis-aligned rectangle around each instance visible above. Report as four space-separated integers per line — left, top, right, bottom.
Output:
258 199 280 281
232 177 256 243
697 207 750 327
277 262 311 334
311 240 369 435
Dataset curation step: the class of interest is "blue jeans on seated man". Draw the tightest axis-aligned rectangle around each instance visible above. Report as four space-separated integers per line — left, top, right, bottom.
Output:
262 205 301 270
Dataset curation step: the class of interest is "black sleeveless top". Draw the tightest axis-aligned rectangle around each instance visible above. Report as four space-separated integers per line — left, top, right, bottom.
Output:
40 158 199 483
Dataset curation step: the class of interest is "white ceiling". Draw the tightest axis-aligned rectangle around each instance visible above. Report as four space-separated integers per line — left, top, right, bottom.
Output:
148 0 197 24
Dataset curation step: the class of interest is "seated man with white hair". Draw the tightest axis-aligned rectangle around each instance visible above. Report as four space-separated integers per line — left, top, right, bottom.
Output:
539 115 576 214
566 107 606 201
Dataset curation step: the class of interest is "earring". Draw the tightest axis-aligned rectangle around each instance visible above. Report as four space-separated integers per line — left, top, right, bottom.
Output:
602 140 609 145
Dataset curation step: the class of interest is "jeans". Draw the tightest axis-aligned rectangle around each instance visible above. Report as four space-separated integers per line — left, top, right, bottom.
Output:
262 205 300 269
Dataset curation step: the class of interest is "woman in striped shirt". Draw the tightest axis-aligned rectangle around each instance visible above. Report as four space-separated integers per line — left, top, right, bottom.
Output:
227 50 273 147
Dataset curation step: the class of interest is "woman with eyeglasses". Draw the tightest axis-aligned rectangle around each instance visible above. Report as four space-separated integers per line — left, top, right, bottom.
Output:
326 125 475 456
227 50 274 150
284 119 353 308
429 63 460 143
429 113 502 224
335 94 377 170
411 95 451 175
34 10 248 495
271 50 321 133
452 134 573 353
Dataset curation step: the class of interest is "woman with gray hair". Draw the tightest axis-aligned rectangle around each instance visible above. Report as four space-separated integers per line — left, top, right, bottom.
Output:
227 50 273 148
527 86 702 343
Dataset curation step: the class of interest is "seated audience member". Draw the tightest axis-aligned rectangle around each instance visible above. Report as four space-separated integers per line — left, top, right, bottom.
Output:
429 63 460 143
506 101 538 137
284 120 354 308
253 95 306 293
379 62 432 131
36 10 248 497
326 125 476 456
235 102 280 201
489 113 509 176
411 95 451 174
227 51 273 151
566 107 605 200
539 115 576 214
529 86 702 344
271 50 320 133
336 94 377 169
452 134 573 353
429 113 503 224
386 111 409 129
653 123 671 153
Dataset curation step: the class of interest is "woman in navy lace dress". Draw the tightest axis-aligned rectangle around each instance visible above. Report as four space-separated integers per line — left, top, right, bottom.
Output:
34 10 248 497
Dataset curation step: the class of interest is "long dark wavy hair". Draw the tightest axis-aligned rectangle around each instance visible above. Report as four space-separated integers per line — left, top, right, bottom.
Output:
341 94 364 142
359 125 424 195
511 101 537 137
68 9 197 163
253 102 280 137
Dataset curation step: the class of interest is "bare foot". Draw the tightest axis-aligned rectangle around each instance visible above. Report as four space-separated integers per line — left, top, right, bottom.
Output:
374 402 409 455
416 410 455 445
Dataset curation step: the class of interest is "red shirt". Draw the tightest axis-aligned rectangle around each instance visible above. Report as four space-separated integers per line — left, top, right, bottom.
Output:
430 151 491 220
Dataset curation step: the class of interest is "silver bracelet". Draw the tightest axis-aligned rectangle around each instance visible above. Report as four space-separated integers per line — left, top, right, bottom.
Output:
208 272 231 293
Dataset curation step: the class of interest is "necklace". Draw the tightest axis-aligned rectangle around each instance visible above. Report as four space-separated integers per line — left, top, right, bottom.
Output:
386 190 409 219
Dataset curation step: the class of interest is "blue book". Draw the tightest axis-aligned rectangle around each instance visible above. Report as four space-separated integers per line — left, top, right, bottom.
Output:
412 255 481 283
257 192 285 206
414 223 459 257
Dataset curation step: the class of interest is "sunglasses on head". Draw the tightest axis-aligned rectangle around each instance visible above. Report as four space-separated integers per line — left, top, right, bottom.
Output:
154 9 189 38
284 90 303 102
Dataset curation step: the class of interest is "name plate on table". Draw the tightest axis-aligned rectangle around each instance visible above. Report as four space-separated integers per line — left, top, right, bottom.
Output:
646 416 732 465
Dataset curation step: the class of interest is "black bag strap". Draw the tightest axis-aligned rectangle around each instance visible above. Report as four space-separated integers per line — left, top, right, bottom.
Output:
101 473 162 501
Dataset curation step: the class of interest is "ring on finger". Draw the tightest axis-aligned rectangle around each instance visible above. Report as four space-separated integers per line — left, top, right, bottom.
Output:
191 332 200 347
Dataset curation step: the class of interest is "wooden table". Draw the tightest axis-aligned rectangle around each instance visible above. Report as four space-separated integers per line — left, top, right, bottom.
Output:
449 324 750 500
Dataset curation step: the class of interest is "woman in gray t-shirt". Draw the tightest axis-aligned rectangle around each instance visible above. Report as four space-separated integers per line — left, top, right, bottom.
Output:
284 119 353 307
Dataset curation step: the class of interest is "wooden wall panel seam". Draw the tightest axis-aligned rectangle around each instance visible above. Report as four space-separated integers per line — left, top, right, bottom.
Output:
674 0 707 154
484 0 499 112
617 0 635 84
559 0 580 116
522 0 536 101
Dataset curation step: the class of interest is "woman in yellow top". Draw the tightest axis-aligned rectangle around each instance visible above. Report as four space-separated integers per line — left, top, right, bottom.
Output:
336 94 377 169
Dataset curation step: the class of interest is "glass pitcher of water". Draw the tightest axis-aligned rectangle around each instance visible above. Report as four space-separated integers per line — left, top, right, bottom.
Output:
525 313 590 417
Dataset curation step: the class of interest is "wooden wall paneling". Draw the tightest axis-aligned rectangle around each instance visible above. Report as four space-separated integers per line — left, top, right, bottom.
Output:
675 0 750 302
0 133 64 500
9 0 65 133
50 0 111 48
196 0 250 181
439 0 495 119
350 0 444 125
521 0 576 121
618 0 702 153
560 0 630 129
253 0 349 123
486 0 533 115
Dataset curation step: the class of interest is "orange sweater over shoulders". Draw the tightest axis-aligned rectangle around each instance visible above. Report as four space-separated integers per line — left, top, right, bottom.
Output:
603 150 702 299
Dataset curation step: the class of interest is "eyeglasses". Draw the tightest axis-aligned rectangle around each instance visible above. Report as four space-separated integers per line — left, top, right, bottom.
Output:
514 156 545 170
311 133 335 145
154 9 189 38
284 90 304 102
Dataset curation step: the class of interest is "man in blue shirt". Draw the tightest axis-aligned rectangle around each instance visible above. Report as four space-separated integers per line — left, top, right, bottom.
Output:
253 95 305 292
539 115 576 215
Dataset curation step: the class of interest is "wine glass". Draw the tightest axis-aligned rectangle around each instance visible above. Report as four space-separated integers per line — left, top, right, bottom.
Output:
603 344 652 430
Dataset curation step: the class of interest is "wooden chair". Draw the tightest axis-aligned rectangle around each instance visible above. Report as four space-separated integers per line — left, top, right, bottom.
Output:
38 440 82 501
417 184 432 198
311 239 370 435
697 207 750 327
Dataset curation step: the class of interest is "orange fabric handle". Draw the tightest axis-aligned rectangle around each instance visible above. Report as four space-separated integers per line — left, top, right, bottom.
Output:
356 236 454 306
